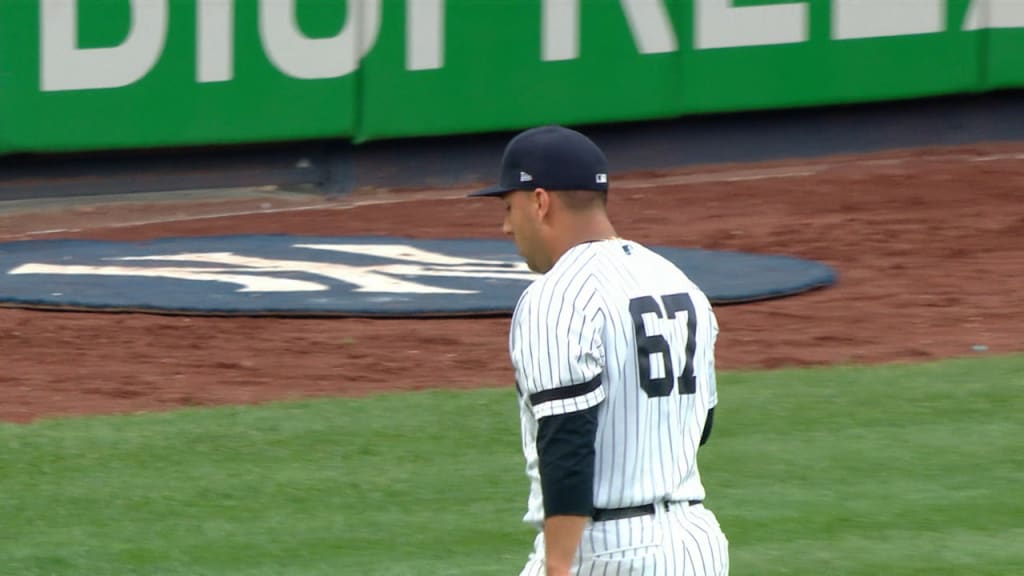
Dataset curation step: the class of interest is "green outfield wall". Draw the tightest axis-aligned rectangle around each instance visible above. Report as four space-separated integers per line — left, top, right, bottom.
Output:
0 0 1022 155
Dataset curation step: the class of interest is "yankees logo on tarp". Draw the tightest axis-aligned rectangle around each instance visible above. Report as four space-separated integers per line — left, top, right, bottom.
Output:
0 235 837 316
0 236 540 316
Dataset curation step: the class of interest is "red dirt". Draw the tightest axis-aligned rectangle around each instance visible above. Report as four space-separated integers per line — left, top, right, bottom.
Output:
1 143 1022 423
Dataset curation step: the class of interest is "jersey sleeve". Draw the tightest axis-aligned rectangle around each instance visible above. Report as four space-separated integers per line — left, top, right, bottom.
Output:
510 281 606 421
706 306 720 409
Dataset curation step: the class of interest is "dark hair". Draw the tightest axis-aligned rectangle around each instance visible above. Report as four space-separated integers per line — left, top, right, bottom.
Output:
552 189 608 211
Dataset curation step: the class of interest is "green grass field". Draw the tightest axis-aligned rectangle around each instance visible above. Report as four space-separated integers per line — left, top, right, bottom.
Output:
2 355 1022 575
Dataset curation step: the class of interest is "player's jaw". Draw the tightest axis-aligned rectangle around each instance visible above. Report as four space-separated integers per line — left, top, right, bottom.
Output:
502 190 552 274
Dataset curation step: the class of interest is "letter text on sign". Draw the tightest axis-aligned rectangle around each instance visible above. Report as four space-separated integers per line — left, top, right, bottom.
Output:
832 0 944 40
41 0 168 92
259 0 382 80
963 0 1024 30
695 0 808 50
620 0 678 54
407 0 444 70
542 0 676 61
197 0 234 83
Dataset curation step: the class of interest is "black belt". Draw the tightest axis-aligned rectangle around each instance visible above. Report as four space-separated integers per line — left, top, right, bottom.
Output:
592 500 703 522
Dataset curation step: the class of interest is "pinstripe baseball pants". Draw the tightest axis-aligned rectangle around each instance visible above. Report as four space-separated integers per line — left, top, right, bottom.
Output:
519 502 729 576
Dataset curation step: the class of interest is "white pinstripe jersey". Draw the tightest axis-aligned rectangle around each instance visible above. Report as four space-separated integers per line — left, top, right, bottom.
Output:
511 239 719 528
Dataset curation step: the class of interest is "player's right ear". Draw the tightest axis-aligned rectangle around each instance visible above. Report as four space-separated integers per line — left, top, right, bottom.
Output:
533 187 551 220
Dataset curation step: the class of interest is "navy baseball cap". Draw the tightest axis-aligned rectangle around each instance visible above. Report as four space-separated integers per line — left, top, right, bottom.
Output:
469 125 609 197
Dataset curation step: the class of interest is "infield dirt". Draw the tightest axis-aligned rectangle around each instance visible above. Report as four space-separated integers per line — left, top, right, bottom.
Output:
1 143 1022 423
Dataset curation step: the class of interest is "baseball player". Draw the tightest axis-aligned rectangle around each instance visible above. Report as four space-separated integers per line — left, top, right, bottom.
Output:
469 125 729 576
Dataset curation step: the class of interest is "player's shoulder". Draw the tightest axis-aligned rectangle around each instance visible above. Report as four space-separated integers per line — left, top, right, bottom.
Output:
631 241 715 305
511 279 540 323
537 242 604 287
513 244 606 315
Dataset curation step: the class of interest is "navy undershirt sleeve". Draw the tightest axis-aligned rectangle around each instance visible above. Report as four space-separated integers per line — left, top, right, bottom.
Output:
536 403 601 518
700 407 715 446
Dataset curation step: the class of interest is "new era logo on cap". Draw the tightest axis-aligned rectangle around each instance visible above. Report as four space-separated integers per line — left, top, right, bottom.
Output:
520 171 534 182
596 173 607 184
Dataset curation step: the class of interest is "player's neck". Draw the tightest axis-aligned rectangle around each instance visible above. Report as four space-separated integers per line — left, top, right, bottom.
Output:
547 215 618 267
